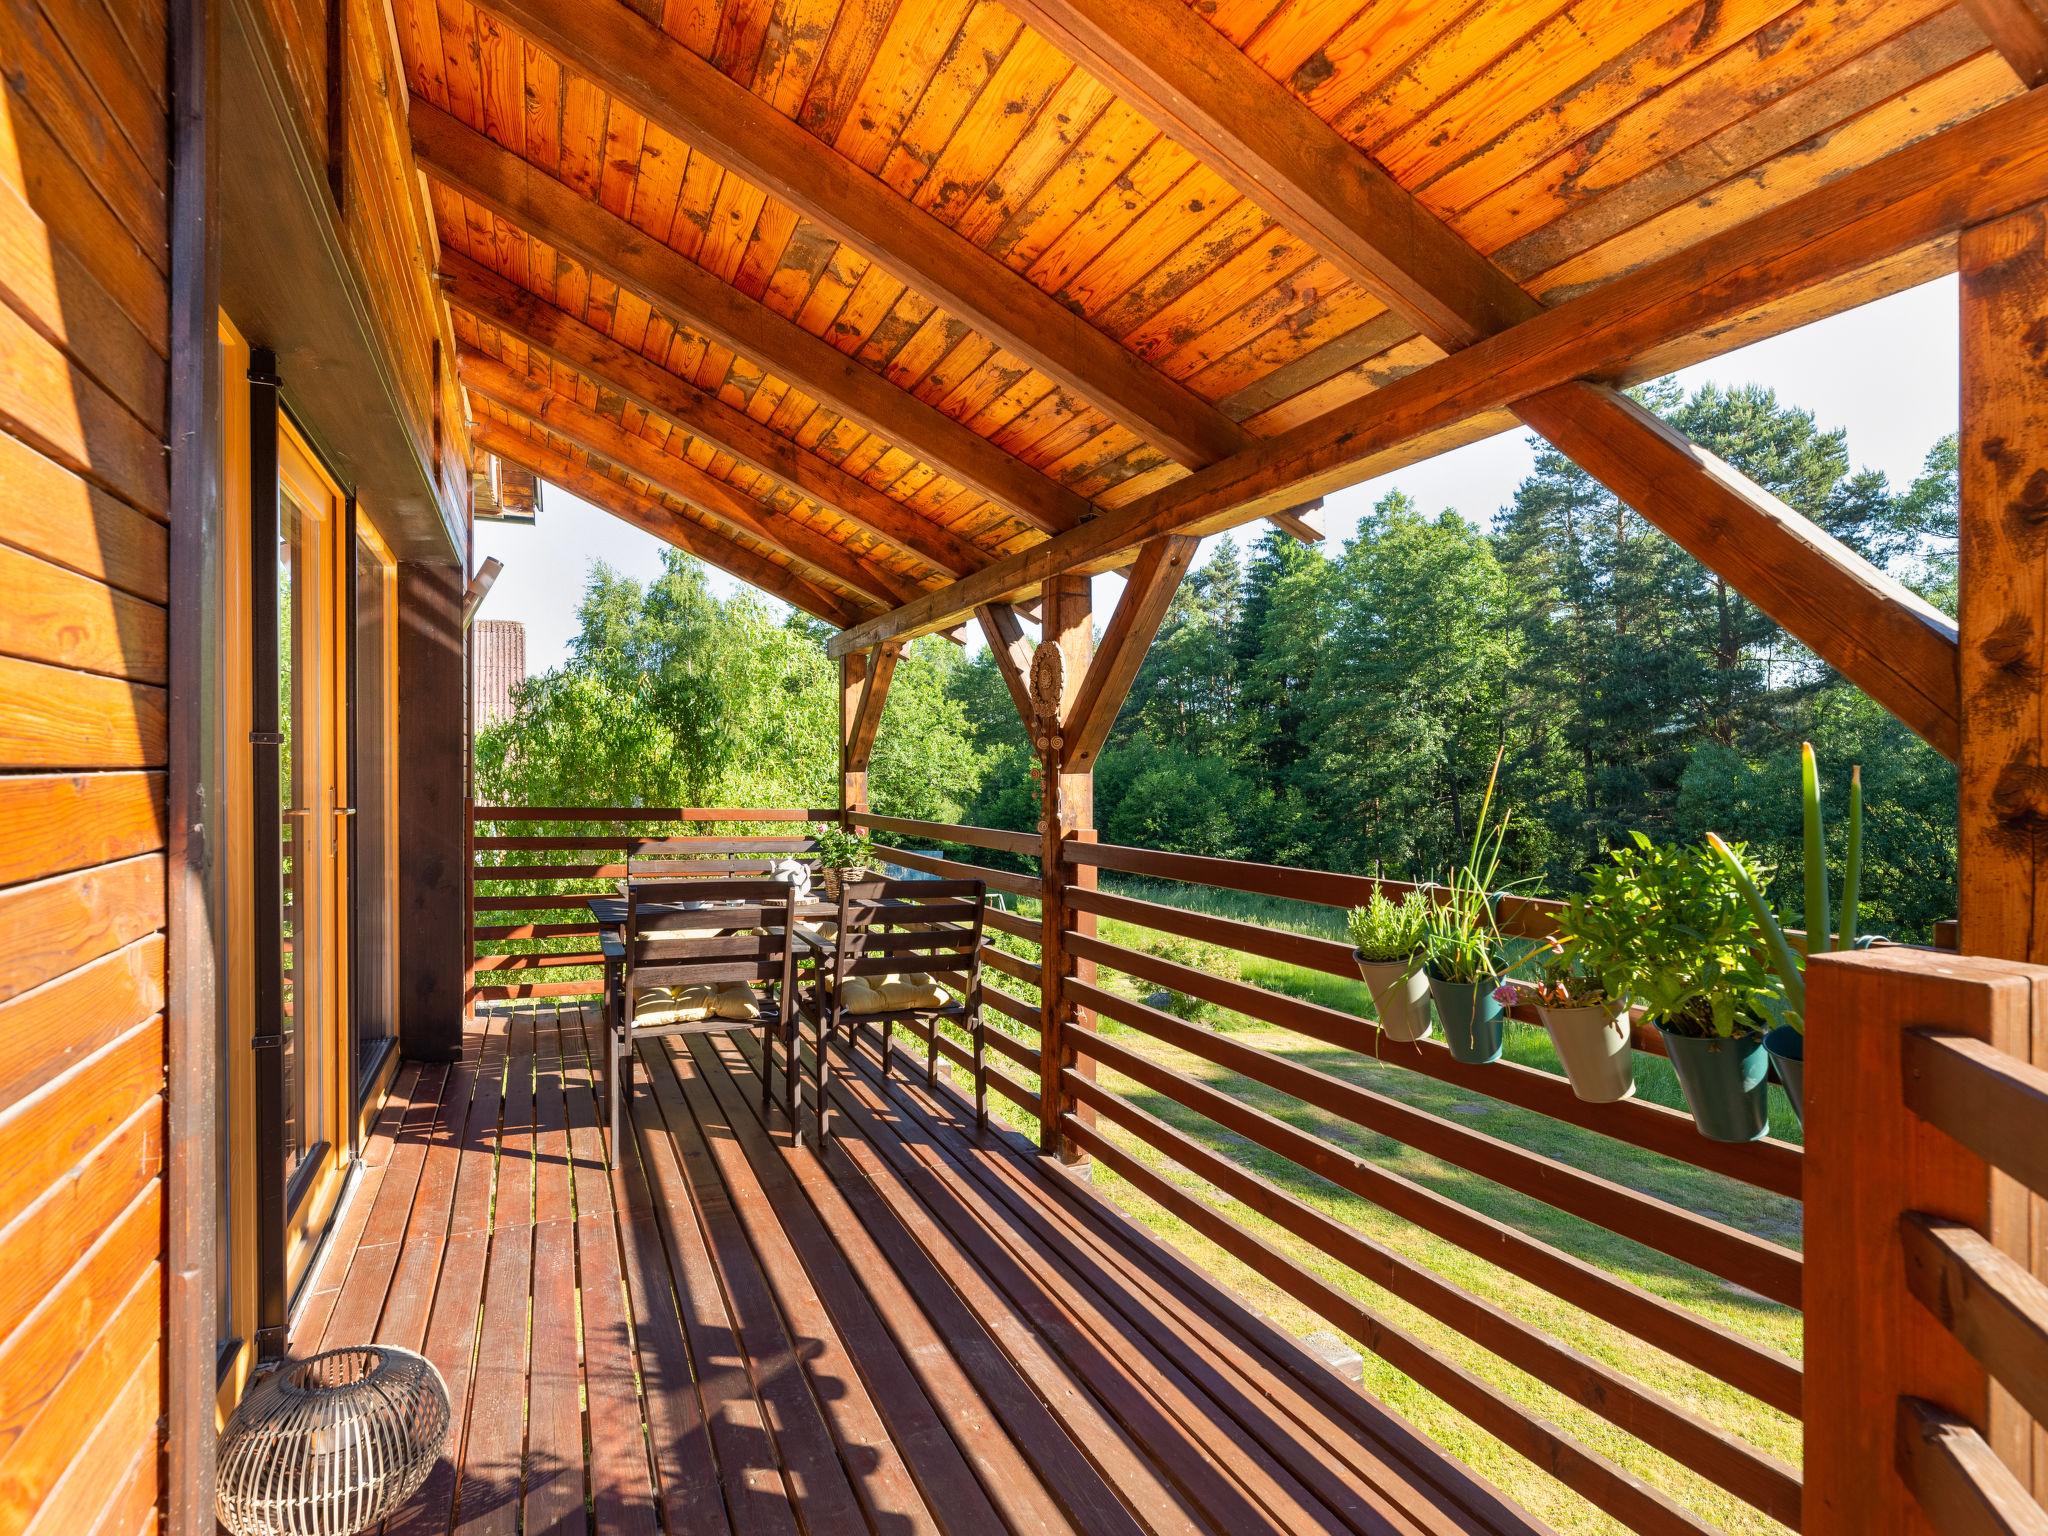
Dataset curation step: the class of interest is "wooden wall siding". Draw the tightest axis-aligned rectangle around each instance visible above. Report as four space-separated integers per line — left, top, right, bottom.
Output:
254 0 472 522
0 0 171 1530
391 0 2016 621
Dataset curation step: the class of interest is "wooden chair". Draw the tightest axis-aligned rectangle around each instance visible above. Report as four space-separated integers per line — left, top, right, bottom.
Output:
608 875 798 1150
796 877 987 1147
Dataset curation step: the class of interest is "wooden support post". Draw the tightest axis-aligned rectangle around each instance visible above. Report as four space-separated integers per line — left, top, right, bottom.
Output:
1958 199 2048 1510
1804 947 2048 1533
1036 574 1094 1161
397 561 468 1062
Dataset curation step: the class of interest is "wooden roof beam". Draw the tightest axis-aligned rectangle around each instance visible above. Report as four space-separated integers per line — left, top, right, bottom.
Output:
410 100 1093 537
1964 0 2048 87
469 417 869 627
1007 0 1968 757
440 251 990 580
457 348 924 607
475 0 1249 472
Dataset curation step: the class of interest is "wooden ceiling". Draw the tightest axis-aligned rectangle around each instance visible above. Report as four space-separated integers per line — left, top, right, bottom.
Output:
396 0 2032 658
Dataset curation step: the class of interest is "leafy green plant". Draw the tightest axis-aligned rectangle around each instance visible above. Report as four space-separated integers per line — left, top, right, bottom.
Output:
814 824 875 870
1346 887 1430 962
1708 742 1862 1036
1408 748 1519 984
1499 939 1617 1010
1561 833 1771 1039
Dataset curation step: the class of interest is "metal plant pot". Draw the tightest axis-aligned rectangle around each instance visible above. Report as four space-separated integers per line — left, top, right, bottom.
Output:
1658 1027 1772 1142
1537 1004 1636 1103
1426 974 1504 1064
1354 953 1433 1042
1764 1023 1804 1125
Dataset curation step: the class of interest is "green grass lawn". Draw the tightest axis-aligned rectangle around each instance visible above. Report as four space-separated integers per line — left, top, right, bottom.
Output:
973 877 1801 1536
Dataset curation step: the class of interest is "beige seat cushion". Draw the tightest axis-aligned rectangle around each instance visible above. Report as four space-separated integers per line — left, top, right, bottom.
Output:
635 982 766 1024
840 972 952 1013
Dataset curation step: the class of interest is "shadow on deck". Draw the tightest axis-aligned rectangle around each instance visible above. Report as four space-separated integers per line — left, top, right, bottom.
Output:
295 1004 1546 1535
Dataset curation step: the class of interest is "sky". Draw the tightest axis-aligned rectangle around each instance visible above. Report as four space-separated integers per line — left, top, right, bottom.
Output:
474 275 1961 674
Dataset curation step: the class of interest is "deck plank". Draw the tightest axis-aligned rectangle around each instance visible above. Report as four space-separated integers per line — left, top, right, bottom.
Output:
355 1006 1550 1536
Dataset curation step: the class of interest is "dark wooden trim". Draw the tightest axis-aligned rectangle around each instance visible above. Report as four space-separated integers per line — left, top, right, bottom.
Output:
166 0 224 1519
1065 535 1195 775
396 562 469 1062
248 348 290 1362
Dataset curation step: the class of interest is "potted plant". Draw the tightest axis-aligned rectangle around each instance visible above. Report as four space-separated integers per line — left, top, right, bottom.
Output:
1407 750 1518 1065
1709 743 1864 1125
1499 937 1635 1103
1576 832 1774 1141
1347 887 1433 1042
814 824 875 901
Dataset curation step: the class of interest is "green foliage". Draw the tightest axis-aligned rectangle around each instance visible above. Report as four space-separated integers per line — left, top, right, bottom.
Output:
1412 749 1516 984
1710 743 1864 1034
813 824 874 870
476 550 986 820
1346 887 1429 962
1561 833 1771 1039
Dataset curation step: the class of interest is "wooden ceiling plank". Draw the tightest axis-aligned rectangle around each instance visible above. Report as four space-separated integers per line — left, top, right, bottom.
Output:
475 0 1251 470
1964 0 2048 87
440 249 988 578
457 347 923 606
976 602 1037 726
1065 534 1197 774
469 417 868 627
1000 0 1971 757
410 98 1093 536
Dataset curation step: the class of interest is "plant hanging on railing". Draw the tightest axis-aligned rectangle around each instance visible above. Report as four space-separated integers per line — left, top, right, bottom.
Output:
1404 748 1524 1064
1707 741 1863 1124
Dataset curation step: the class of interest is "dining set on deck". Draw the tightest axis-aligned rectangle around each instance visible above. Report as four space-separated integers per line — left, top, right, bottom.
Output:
589 842 991 1149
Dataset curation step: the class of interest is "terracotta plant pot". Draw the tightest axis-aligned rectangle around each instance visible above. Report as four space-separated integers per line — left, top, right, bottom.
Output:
1536 1004 1635 1103
1764 1024 1804 1125
1658 1027 1771 1142
1354 953 1433 1042
1426 974 1504 1064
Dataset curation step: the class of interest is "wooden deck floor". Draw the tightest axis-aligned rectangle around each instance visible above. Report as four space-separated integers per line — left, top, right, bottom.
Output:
293 1005 1548 1536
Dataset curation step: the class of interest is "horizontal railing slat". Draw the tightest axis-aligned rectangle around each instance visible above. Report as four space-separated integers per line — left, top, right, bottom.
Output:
982 983 1039 1032
1067 928 1801 1198
1076 1020 1802 1416
981 905 1039 942
1896 1397 2048 1536
1902 1212 2048 1430
472 952 605 971
851 812 1040 858
1904 1030 2048 1201
869 843 1038 898
472 922 602 942
472 805 835 821
1068 977 1800 1305
473 979 605 1000
1060 1109 1717 1536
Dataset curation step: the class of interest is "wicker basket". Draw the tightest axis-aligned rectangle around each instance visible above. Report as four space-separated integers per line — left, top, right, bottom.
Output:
216 1346 450 1536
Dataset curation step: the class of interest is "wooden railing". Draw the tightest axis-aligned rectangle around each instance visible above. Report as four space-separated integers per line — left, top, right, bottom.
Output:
1806 947 2048 1536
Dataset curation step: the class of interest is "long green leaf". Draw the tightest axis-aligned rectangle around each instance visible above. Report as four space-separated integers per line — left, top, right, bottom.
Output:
1839 764 1863 951
1801 742 1828 959
1708 832 1805 1019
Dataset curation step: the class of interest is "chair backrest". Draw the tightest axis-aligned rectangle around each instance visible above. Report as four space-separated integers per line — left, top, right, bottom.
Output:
627 838 820 885
624 876 797 994
831 877 986 992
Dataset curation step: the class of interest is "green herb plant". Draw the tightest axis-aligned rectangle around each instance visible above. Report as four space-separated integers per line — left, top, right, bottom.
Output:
1346 887 1430 963
813 824 875 870
1406 748 1519 985
1708 742 1862 1037
1561 833 1771 1039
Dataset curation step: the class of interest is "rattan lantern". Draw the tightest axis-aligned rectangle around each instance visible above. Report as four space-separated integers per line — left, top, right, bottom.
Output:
216 1346 450 1536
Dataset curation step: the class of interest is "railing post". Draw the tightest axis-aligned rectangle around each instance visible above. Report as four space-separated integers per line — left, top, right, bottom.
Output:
1804 946 2048 1533
1035 574 1094 1162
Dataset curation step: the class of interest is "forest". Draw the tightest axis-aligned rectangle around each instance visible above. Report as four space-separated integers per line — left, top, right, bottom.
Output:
475 380 1961 939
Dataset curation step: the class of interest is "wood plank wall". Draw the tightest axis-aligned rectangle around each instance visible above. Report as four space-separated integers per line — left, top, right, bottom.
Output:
0 0 174 1530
